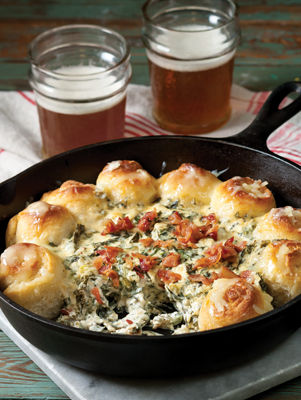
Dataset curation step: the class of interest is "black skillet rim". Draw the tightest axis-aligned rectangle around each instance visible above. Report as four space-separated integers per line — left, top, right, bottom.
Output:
0 134 300 343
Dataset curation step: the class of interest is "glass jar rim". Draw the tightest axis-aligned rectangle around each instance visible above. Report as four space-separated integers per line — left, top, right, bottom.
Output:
142 0 239 33
28 24 131 78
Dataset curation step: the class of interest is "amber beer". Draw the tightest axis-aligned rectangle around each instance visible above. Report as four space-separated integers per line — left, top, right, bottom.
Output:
36 91 126 158
148 53 235 135
28 25 131 158
142 0 240 135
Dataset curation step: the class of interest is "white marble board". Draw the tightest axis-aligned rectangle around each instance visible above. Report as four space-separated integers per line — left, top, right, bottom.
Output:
0 309 300 400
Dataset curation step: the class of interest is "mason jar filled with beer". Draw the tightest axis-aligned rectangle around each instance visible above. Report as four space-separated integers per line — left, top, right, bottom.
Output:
28 25 131 158
142 0 240 135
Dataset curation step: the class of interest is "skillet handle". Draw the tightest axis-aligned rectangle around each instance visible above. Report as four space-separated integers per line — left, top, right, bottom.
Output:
225 81 301 153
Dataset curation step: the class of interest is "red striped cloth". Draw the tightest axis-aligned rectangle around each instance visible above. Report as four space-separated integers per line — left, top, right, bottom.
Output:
0 84 300 184
124 85 301 166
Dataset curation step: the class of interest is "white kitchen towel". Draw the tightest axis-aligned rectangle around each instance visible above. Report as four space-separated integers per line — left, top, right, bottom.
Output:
0 83 300 183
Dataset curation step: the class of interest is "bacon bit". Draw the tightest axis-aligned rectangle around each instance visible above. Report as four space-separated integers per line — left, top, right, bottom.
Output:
134 267 145 279
193 237 246 269
188 274 204 283
91 287 104 304
233 240 247 252
60 308 73 315
101 216 134 235
153 239 175 248
168 211 183 224
94 246 123 272
139 238 154 247
240 269 254 283
140 257 157 272
124 256 133 269
186 241 198 249
126 319 133 324
131 252 158 272
199 213 219 241
98 264 120 287
157 269 182 284
188 272 219 285
162 252 181 268
194 244 222 269
96 246 123 264
175 220 203 245
169 211 219 245
105 269 120 287
211 271 219 280
219 265 239 279
131 252 151 259
137 209 157 232
93 256 103 270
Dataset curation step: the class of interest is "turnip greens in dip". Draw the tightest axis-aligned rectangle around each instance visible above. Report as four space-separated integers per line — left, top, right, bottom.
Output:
1 160 301 335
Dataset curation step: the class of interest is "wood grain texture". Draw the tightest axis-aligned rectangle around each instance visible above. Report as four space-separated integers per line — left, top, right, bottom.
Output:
0 332 68 399
2 328 301 400
0 1 301 90
1 1 301 399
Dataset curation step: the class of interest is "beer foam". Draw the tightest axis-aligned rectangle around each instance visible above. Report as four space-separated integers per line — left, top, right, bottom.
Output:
146 48 236 72
34 65 126 115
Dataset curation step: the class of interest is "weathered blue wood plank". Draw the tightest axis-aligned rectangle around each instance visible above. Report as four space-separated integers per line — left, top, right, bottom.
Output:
0 332 68 399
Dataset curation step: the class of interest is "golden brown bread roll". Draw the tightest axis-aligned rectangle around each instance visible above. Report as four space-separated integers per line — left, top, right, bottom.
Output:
253 207 301 241
255 240 301 306
198 278 273 331
157 163 221 206
96 160 158 206
0 243 67 319
5 201 77 247
210 176 276 219
41 180 107 230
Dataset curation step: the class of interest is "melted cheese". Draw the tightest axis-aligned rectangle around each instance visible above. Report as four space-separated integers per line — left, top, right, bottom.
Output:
209 278 240 313
2 162 293 336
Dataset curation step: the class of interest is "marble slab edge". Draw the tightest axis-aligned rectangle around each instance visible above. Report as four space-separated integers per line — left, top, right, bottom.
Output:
1 308 301 400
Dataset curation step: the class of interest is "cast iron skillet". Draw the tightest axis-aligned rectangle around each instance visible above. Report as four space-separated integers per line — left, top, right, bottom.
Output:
1 82 301 378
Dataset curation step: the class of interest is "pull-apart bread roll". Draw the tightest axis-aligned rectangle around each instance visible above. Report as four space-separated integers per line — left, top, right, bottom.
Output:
41 180 106 230
0 243 67 319
96 160 158 206
255 240 301 306
198 278 273 331
253 206 301 241
6 201 77 247
211 176 275 219
157 163 221 206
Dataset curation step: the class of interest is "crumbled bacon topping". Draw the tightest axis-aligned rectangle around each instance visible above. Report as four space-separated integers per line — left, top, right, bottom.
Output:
98 265 120 287
93 246 122 287
60 308 73 315
95 246 123 265
157 269 182 284
188 271 219 285
199 214 219 241
240 269 255 283
193 237 246 269
132 252 158 273
168 211 219 245
137 209 157 232
101 216 134 235
139 238 154 247
153 239 175 248
91 287 104 304
162 252 181 268
175 220 203 245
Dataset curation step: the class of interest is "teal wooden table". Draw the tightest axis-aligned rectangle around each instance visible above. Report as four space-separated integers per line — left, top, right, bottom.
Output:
1 1 301 399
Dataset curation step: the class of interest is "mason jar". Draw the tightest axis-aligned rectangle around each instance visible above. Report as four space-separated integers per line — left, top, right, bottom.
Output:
142 0 240 135
28 24 132 158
